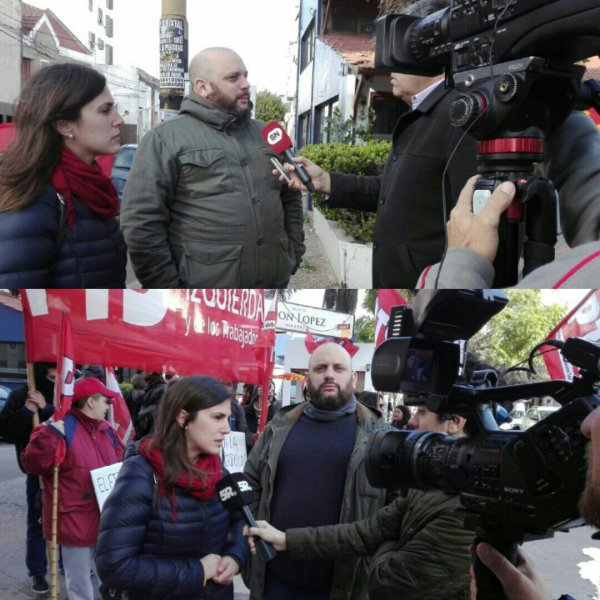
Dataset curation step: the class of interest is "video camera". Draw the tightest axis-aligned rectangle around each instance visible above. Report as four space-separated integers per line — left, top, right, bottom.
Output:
376 0 600 286
367 289 600 599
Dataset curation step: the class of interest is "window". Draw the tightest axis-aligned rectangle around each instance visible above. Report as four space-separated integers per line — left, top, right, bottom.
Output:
89 31 96 49
21 57 32 83
300 23 314 72
106 0 114 9
105 43 113 65
370 93 409 138
332 5 378 35
316 99 339 143
98 38 104 50
98 7 103 25
89 0 93 11
105 15 113 37
298 111 312 147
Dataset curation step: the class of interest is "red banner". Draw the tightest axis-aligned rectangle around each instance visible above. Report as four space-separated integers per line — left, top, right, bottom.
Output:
21 289 266 384
542 290 600 379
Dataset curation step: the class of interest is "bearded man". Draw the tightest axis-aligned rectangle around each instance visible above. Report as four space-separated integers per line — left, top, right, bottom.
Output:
243 342 390 600
120 46 304 288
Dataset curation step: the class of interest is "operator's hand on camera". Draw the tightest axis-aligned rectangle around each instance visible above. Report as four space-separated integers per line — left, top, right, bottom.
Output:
275 157 331 194
448 176 516 263
244 521 287 552
469 543 552 600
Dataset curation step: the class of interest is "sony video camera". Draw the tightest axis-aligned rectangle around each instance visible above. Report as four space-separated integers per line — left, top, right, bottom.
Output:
375 0 600 286
367 289 600 599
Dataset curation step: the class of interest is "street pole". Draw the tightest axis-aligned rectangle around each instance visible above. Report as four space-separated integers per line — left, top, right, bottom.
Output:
160 0 188 118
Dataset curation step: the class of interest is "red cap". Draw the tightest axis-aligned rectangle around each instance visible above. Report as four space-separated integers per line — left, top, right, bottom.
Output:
73 378 118 402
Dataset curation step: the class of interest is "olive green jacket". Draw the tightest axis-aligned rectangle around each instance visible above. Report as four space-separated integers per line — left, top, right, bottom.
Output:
120 93 305 288
243 401 390 600
286 489 474 600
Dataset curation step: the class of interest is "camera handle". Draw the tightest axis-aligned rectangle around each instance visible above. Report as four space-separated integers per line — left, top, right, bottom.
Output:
471 532 519 600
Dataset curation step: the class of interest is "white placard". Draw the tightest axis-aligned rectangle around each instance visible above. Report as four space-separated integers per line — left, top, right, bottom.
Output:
221 432 247 473
91 462 123 511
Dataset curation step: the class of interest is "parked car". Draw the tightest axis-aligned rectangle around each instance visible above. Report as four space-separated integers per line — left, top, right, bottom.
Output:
0 385 10 441
522 405 559 429
111 144 138 205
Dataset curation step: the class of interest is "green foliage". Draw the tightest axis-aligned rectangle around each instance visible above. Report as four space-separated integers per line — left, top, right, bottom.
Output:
255 90 286 123
119 382 133 397
324 107 376 145
301 140 391 243
355 314 375 343
469 290 567 377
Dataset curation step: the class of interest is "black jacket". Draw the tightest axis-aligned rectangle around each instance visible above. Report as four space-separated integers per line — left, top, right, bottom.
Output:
328 84 477 287
0 364 55 473
0 184 127 287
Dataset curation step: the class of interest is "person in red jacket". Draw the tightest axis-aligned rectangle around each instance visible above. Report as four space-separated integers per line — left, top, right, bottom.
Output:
21 377 124 600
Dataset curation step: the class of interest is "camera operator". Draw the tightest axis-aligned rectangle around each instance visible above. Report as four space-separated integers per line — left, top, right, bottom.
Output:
470 404 600 600
417 110 600 288
279 0 478 288
245 405 477 600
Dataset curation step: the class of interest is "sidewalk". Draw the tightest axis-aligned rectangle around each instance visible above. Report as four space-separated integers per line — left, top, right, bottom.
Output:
289 207 339 289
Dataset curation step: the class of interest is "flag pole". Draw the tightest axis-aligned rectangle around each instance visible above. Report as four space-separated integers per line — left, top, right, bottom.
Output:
26 363 39 427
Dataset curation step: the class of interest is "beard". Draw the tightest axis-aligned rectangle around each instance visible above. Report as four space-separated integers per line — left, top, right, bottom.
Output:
206 84 251 117
579 444 600 528
307 380 353 411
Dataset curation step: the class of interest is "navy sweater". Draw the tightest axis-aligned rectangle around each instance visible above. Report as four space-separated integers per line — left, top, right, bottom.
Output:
268 413 357 591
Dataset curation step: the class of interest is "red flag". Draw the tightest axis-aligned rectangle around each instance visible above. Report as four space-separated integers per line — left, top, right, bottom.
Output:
255 293 278 433
51 311 76 464
338 338 360 357
104 367 135 444
54 312 76 421
304 329 320 353
542 290 600 380
375 290 408 347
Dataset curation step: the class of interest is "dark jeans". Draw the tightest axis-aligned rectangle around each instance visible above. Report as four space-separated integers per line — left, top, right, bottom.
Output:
263 571 330 600
25 474 47 577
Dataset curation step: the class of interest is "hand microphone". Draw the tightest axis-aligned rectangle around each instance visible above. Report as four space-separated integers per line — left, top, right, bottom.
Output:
216 472 277 562
261 121 316 192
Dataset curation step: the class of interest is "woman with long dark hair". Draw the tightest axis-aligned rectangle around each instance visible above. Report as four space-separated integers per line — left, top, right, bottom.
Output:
95 376 249 600
0 63 126 287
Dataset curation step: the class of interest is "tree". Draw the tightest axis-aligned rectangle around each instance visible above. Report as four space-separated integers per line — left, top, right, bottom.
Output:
322 289 358 315
468 289 567 377
255 90 286 123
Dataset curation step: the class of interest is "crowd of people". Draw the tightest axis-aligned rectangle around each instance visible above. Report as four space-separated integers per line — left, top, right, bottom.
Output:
1 0 599 288
0 340 597 600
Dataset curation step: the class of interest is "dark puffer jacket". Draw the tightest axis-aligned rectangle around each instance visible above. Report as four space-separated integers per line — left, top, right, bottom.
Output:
0 184 127 287
95 448 249 600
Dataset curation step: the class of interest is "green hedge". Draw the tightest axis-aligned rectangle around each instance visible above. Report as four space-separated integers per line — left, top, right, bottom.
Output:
301 140 391 243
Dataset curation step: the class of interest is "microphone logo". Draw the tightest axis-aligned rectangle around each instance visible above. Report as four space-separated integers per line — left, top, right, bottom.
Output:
267 127 284 145
219 486 237 502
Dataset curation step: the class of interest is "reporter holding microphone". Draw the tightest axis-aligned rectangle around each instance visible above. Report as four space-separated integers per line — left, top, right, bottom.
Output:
245 405 477 600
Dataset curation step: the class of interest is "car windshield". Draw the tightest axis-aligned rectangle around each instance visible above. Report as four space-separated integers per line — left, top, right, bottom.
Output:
113 147 136 170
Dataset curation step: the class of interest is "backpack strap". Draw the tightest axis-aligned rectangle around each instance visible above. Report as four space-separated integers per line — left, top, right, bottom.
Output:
63 413 77 448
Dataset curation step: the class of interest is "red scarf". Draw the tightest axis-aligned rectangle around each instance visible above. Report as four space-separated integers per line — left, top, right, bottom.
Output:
49 147 119 227
138 437 222 520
